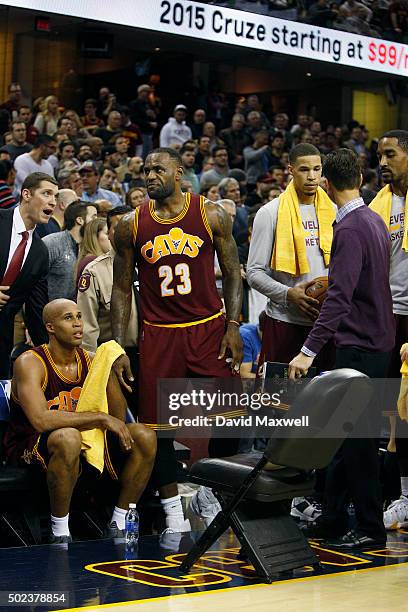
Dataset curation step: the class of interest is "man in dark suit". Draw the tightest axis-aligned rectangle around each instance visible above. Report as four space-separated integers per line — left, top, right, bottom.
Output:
0 171 58 378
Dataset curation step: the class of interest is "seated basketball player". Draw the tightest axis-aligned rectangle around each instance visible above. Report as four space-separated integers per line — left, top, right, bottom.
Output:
3 299 157 544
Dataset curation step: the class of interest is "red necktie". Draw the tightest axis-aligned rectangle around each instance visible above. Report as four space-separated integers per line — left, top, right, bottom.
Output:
2 231 29 286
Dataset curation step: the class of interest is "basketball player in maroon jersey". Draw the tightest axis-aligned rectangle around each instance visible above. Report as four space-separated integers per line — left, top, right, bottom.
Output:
111 147 243 532
4 299 156 543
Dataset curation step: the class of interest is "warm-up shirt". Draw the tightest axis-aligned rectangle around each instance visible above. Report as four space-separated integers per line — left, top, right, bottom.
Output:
388 194 408 315
303 198 395 356
247 197 334 326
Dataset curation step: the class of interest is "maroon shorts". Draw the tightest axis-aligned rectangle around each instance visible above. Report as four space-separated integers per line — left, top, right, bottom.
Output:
259 316 336 374
138 315 237 427
6 429 125 480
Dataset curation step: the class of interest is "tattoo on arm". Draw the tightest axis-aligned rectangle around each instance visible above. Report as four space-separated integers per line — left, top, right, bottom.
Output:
210 202 242 322
111 214 137 347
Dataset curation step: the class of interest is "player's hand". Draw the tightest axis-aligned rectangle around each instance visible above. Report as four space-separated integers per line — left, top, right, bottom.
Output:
401 343 408 365
218 323 243 373
0 285 10 309
112 354 134 393
288 352 315 380
287 281 320 320
103 414 134 452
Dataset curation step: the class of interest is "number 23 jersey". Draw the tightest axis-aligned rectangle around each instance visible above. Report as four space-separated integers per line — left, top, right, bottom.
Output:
133 193 223 324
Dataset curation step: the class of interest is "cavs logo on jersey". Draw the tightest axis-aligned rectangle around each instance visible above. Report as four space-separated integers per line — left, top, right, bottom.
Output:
141 227 204 264
48 387 82 412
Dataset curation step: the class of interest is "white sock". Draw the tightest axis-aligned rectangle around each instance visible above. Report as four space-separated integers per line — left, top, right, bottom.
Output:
51 514 70 537
161 495 185 529
111 506 128 530
401 477 408 498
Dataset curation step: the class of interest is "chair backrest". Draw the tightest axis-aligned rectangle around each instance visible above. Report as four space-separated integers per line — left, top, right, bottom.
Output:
265 369 372 470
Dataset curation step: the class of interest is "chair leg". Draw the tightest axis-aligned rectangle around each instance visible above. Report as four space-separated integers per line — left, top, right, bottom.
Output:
179 511 230 572
229 503 318 582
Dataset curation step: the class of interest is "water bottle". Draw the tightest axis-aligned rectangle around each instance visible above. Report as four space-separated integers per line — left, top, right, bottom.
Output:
125 503 139 548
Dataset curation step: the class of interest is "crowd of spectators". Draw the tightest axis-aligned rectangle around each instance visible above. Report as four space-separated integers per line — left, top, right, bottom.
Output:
0 81 385 323
204 0 408 42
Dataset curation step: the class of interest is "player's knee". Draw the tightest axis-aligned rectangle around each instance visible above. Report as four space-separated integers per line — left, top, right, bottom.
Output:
47 427 82 462
128 423 157 460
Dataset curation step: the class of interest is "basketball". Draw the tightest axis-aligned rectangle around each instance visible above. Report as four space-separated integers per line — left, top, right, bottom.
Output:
305 276 329 306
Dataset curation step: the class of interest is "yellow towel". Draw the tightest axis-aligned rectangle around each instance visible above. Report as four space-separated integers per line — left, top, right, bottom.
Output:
271 181 335 276
369 185 408 251
76 340 125 473
397 343 408 421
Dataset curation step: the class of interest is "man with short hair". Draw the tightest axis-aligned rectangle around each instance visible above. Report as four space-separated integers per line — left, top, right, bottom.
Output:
79 161 121 207
3 298 156 543
3 121 32 162
159 105 192 148
220 114 251 169
36 189 78 238
243 130 272 187
18 105 39 144
248 144 336 367
129 84 157 158
43 201 98 300
119 106 143 157
219 177 247 261
180 145 200 193
116 156 145 189
14 135 55 194
57 168 83 197
245 111 265 140
0 172 58 377
370 130 408 531
77 143 93 162
190 108 206 140
200 145 230 190
99 167 117 192
94 111 123 145
114 135 130 166
194 136 211 174
111 146 243 533
247 144 337 522
0 82 22 120
289 148 394 549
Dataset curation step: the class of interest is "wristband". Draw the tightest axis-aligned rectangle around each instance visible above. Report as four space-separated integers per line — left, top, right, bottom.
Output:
228 320 240 327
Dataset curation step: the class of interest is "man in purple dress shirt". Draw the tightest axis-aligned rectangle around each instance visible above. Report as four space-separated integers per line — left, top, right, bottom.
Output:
289 149 395 549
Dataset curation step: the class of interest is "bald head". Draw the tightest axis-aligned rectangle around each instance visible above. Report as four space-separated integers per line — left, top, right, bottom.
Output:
56 189 78 210
217 198 236 223
43 299 77 324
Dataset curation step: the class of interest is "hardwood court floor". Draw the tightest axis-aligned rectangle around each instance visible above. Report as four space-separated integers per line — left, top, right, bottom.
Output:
91 563 408 612
0 529 407 612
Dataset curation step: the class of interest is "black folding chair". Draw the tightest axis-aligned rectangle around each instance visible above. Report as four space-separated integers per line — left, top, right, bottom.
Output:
180 369 373 583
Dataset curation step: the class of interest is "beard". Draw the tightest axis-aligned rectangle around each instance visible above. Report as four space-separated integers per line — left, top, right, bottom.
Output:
380 171 393 184
147 181 174 200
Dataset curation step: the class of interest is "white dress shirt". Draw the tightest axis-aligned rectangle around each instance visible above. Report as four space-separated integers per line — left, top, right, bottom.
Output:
5 207 35 272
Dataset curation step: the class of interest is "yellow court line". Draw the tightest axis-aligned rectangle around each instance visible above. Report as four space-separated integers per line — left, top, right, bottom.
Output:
58 556 408 612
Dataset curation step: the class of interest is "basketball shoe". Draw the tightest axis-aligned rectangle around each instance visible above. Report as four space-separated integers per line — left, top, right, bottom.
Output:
291 496 323 523
383 495 408 530
188 486 222 528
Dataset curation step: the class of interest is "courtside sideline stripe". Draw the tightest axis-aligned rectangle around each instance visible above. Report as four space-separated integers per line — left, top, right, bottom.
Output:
58 556 408 612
